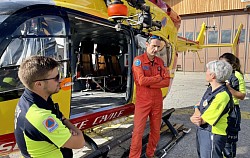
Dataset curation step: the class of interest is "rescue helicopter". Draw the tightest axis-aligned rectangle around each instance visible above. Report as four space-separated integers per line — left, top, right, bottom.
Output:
0 0 242 157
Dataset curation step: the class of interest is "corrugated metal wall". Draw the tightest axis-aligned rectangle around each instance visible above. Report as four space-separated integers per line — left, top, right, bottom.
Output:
176 11 250 73
162 0 250 73
165 0 250 15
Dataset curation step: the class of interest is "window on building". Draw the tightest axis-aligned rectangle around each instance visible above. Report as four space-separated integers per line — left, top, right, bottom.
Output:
178 32 182 37
196 32 200 40
240 29 245 43
185 32 194 40
221 30 231 43
235 29 245 43
208 31 218 44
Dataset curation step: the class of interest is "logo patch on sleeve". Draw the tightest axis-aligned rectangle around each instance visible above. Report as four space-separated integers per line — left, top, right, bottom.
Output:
142 66 149 70
203 99 208 107
43 116 58 132
134 59 141 66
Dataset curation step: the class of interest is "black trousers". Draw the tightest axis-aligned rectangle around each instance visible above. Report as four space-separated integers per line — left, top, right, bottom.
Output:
224 105 241 158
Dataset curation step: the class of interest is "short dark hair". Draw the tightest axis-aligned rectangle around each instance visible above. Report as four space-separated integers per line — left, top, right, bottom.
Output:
18 56 59 89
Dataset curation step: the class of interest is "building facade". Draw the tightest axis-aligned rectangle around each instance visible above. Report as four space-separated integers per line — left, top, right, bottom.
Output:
165 0 250 73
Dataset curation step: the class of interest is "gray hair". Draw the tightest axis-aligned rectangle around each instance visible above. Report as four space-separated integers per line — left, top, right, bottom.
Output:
206 60 232 83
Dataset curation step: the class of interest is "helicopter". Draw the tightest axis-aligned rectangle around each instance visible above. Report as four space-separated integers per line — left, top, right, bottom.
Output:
0 0 242 157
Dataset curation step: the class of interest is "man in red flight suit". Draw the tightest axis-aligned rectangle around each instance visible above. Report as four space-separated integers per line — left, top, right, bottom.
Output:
129 35 170 158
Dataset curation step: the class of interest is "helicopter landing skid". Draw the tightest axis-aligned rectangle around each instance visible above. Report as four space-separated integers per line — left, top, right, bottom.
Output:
85 108 190 158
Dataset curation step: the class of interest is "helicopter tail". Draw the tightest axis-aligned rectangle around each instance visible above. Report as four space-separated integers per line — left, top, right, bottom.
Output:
199 23 243 55
232 23 243 55
195 22 206 46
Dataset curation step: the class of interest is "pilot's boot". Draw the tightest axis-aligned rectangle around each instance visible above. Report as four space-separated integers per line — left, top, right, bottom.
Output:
145 154 158 158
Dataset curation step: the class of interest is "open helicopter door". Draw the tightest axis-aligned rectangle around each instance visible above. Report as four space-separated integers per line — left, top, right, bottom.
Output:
82 1 190 157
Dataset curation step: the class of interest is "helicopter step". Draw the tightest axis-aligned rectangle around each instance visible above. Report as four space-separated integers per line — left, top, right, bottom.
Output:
84 108 190 158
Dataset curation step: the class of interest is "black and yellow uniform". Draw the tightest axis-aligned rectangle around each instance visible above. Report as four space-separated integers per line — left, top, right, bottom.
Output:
14 89 71 158
196 84 233 158
224 70 246 158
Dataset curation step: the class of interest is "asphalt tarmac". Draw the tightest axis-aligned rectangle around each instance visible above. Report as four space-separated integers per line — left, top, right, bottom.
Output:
3 72 250 158
79 72 250 158
165 72 250 158
74 72 250 158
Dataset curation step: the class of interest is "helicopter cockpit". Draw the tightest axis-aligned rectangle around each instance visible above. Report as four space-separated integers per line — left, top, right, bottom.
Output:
0 16 67 67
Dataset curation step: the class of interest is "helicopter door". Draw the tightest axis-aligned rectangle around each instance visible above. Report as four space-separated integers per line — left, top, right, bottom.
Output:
0 15 70 136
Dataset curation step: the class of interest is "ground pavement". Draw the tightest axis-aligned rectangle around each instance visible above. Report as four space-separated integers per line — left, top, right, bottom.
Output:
165 72 250 158
3 72 250 158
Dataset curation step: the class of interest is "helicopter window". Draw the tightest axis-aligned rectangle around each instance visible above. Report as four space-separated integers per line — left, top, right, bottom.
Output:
12 16 66 36
0 15 8 25
0 15 68 101
0 16 67 67
156 41 172 67
135 35 172 67
135 35 147 56
0 68 23 102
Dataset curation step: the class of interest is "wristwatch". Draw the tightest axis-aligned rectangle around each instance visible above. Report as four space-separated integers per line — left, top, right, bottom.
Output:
193 105 199 109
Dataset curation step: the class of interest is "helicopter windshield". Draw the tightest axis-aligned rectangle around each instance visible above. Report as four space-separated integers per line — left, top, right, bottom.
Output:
0 15 67 67
0 15 8 25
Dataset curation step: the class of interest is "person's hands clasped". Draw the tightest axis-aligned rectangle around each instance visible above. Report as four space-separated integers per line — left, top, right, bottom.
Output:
226 82 233 90
70 129 78 136
190 114 202 126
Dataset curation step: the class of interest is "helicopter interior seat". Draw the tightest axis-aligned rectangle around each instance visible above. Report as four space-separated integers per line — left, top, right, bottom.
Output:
80 53 94 77
107 55 125 92
97 55 109 77
76 41 98 90
96 44 123 92
79 41 95 77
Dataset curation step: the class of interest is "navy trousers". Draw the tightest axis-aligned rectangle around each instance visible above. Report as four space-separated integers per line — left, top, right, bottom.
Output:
196 128 227 158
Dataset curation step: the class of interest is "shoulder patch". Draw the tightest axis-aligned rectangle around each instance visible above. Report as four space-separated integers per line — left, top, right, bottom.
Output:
142 66 149 70
203 99 208 107
134 59 141 66
43 116 58 133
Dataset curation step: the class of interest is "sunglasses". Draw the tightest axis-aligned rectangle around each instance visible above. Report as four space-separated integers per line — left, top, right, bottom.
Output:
147 35 162 43
148 35 162 40
34 74 60 82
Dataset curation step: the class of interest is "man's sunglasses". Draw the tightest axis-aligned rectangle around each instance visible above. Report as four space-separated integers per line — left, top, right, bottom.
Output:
34 74 60 82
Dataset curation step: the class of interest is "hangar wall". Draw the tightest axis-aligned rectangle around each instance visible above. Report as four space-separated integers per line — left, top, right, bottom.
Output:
164 0 250 73
165 0 250 15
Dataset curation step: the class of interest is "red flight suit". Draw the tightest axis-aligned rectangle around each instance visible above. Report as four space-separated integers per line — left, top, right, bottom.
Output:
129 53 170 158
